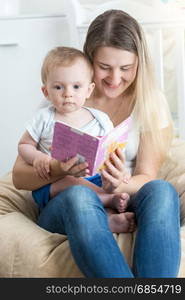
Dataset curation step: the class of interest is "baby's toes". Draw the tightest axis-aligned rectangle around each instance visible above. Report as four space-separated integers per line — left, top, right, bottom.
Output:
121 193 130 201
118 200 126 212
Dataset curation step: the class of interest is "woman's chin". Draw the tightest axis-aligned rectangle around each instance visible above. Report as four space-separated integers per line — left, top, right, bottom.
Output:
103 87 123 99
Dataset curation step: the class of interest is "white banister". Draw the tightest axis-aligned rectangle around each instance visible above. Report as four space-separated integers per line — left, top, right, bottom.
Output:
174 27 185 139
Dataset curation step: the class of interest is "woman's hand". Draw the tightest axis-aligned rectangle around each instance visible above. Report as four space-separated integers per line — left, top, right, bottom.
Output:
33 152 89 180
51 156 89 178
100 147 131 193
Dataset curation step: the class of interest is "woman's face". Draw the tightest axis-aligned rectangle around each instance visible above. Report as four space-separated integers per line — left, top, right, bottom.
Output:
93 46 138 99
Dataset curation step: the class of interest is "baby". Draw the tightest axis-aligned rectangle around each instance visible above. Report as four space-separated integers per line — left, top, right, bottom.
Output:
18 46 134 232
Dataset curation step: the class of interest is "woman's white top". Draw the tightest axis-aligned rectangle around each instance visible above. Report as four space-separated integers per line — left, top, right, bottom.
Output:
125 106 169 174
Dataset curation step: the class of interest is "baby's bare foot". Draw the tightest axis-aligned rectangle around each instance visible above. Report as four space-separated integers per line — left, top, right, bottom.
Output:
110 193 130 213
108 211 136 233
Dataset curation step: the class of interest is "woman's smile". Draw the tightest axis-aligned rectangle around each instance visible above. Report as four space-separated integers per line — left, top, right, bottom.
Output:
103 79 122 89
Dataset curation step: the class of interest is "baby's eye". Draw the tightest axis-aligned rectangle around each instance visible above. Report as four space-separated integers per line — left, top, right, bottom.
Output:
73 84 80 89
54 85 63 90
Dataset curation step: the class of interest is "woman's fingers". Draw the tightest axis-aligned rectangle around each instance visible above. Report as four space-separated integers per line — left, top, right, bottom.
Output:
54 155 89 177
74 168 90 178
115 147 125 161
104 159 121 179
60 156 79 172
109 151 124 171
101 168 118 188
68 160 89 177
105 148 130 183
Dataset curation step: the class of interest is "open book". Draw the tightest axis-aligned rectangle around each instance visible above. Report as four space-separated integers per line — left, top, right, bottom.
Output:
51 116 132 176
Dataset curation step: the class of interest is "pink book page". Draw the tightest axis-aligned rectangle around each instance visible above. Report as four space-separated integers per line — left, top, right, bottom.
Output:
51 122 100 175
93 116 132 174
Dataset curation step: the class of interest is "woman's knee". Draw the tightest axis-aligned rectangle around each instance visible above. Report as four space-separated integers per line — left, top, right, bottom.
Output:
145 179 178 195
135 179 179 213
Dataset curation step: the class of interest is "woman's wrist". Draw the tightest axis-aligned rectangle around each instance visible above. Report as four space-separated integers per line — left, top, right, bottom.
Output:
50 159 66 178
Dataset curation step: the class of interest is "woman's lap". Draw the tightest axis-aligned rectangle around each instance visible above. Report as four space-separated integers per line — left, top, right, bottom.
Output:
38 185 133 277
38 179 181 277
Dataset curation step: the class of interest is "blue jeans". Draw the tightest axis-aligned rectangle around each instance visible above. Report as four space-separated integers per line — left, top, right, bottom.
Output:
37 180 181 278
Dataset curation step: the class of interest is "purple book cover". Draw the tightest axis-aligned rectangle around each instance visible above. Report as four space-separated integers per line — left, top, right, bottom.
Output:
51 116 131 176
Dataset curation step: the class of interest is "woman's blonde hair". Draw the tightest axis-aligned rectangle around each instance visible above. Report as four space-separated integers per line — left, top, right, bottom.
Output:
41 46 93 84
84 10 174 157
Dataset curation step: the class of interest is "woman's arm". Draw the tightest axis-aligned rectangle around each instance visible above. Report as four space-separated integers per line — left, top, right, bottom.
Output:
101 128 169 196
12 155 89 191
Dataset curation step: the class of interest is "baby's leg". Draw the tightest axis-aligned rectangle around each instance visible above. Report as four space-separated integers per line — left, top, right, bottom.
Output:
51 178 130 213
50 179 69 198
50 174 92 198
99 192 130 213
50 175 102 198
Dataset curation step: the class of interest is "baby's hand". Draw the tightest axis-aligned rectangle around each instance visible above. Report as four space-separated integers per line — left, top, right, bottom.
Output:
33 152 52 179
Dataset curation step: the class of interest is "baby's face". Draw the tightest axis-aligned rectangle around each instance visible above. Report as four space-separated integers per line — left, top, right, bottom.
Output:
42 58 94 114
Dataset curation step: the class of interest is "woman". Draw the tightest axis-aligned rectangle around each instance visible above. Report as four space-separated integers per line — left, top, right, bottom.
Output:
10 10 181 277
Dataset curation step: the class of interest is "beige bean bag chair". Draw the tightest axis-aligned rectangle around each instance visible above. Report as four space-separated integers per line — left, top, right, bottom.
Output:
0 138 185 277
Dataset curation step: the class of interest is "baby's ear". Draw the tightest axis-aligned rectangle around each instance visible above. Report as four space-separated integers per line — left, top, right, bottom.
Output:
87 82 95 98
41 85 49 98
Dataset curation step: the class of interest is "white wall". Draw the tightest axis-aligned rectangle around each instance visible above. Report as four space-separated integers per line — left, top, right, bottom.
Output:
19 0 109 15
19 0 154 15
1 0 182 16
20 0 66 14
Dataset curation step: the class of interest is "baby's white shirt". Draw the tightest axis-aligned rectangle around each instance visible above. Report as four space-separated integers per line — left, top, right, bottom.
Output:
26 105 114 155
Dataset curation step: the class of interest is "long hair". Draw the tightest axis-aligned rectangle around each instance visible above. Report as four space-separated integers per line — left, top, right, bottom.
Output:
84 10 174 157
